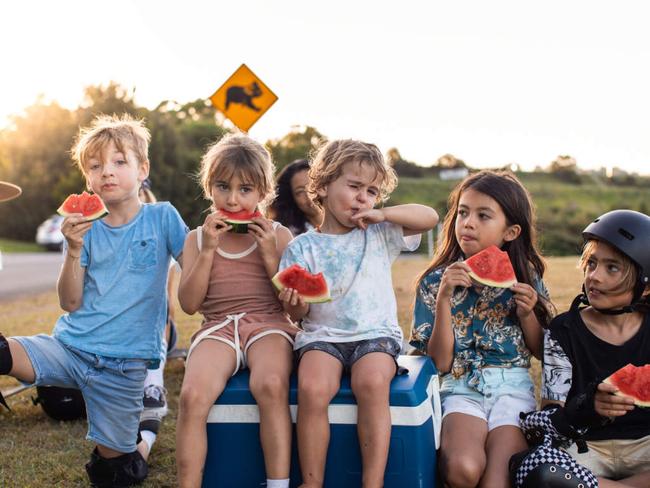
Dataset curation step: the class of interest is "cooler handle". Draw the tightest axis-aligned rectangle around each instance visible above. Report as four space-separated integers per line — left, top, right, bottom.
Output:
429 375 442 449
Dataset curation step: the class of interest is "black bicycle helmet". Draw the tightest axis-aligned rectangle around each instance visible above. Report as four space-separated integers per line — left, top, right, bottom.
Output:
33 386 86 421
580 209 650 313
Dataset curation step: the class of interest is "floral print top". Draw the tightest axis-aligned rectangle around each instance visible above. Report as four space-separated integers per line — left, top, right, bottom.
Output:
409 264 549 391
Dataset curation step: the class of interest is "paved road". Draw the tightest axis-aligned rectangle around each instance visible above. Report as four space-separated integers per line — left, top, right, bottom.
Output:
0 252 63 302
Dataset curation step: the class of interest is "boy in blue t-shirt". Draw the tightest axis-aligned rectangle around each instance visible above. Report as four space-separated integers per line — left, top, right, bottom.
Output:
0 114 188 487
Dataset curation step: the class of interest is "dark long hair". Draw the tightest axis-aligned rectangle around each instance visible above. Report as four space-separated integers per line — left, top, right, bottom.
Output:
269 159 312 235
418 170 553 327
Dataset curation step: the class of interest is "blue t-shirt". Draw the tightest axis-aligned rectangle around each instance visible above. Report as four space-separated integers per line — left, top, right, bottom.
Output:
410 264 549 390
54 202 188 362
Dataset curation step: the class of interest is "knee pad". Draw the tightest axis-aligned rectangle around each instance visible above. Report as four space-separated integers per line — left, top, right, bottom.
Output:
0 333 12 411
33 386 86 421
85 448 148 487
509 444 599 488
0 333 12 375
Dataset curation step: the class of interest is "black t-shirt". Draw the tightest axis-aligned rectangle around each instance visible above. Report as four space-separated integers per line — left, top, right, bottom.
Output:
544 306 650 441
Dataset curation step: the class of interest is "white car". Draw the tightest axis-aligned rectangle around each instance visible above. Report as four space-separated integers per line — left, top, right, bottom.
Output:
36 215 64 251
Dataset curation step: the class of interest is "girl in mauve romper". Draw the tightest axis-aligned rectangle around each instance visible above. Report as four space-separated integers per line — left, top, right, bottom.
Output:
176 134 298 488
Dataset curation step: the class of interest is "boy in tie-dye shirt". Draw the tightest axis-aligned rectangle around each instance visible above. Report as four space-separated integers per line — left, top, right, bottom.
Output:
278 139 438 487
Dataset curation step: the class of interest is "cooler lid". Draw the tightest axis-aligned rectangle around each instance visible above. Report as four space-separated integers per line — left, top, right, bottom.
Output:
216 355 435 408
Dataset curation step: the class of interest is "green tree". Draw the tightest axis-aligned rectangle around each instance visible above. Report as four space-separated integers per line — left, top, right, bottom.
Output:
147 99 228 228
0 99 78 240
265 126 326 171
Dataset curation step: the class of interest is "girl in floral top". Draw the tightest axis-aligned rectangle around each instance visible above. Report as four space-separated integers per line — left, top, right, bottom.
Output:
410 170 553 488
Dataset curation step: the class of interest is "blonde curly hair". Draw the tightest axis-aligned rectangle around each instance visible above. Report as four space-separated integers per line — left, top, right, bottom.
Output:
308 139 397 208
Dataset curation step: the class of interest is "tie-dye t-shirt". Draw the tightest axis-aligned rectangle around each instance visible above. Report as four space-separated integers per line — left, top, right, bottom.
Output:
280 222 421 350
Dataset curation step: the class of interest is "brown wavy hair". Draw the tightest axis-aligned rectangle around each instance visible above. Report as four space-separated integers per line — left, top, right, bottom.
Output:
417 170 553 327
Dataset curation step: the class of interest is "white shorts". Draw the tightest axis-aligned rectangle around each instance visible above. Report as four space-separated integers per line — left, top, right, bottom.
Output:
440 367 536 431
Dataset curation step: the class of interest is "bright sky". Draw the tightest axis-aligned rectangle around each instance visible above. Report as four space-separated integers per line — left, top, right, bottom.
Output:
2 0 650 174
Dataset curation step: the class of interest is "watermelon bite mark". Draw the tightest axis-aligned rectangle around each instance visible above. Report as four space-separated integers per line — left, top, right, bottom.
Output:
272 264 331 303
464 245 517 288
57 192 109 222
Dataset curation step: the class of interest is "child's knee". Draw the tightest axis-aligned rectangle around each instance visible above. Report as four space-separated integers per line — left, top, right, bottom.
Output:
351 370 390 399
298 378 337 407
178 384 214 416
249 372 289 402
440 451 485 488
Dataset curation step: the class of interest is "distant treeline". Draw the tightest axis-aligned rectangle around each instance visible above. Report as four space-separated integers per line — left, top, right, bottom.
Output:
1 83 648 255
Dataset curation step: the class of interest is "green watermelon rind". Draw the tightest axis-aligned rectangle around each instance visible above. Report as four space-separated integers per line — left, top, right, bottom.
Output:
220 210 262 234
604 364 650 408
272 269 332 304
56 194 109 222
225 221 252 234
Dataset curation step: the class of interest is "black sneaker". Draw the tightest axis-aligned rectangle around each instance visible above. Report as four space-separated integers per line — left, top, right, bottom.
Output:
139 385 167 434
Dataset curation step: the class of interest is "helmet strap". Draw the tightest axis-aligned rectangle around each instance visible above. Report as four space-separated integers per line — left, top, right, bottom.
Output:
575 284 639 315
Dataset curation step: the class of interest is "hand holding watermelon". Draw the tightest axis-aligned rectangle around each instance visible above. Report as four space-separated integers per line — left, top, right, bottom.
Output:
246 216 277 261
439 262 473 300
60 216 93 256
510 283 538 319
595 381 636 418
201 211 232 251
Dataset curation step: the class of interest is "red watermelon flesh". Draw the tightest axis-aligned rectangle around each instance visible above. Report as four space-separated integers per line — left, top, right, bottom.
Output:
604 363 650 407
272 264 331 303
57 192 108 221
465 245 517 288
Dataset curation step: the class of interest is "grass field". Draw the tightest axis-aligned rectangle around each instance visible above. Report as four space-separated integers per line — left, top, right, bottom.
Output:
0 256 584 487
0 239 43 253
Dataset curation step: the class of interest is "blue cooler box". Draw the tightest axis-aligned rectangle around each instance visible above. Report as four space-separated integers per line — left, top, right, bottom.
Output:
203 355 441 488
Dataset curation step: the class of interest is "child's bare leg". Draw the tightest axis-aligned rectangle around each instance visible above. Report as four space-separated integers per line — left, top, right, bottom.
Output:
480 425 527 488
350 353 396 488
297 350 343 487
439 413 488 488
176 340 237 488
247 334 294 479
6 338 36 382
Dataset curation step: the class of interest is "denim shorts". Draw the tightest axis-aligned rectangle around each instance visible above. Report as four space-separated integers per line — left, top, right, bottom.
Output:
297 336 401 372
14 334 147 453
439 367 536 430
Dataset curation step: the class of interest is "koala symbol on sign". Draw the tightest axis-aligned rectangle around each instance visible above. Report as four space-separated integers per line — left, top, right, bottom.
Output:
225 81 263 112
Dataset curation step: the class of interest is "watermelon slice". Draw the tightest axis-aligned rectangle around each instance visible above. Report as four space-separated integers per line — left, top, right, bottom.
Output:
57 192 109 222
272 264 331 303
604 363 650 408
219 209 263 234
465 245 517 288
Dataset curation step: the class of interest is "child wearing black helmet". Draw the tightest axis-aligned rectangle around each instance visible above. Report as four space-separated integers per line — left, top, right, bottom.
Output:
540 210 650 486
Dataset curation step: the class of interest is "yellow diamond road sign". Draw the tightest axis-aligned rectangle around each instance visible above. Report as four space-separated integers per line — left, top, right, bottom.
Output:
209 64 278 133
